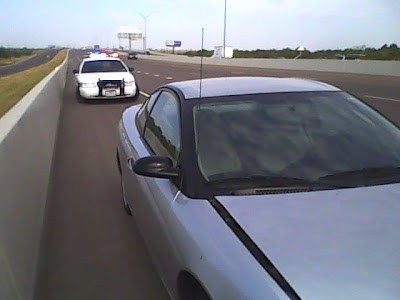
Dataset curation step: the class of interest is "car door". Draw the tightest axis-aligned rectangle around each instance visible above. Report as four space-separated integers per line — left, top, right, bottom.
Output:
124 89 183 291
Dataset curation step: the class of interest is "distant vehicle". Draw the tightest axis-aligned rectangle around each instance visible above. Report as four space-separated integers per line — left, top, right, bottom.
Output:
127 51 138 60
334 53 366 60
73 56 139 100
94 45 100 50
117 77 400 299
109 51 119 58
84 51 92 58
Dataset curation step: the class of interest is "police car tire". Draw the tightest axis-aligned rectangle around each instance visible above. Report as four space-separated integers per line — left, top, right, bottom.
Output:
76 87 86 103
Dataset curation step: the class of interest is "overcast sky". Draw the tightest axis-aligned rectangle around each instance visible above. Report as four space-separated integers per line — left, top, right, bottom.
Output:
2 0 399 51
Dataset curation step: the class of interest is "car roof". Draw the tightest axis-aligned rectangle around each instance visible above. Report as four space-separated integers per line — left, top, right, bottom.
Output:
165 77 341 99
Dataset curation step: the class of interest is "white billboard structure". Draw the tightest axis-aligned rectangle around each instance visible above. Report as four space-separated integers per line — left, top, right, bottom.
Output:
213 46 234 58
117 26 143 51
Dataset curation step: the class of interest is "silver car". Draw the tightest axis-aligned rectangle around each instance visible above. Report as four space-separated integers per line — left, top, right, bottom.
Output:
116 77 400 300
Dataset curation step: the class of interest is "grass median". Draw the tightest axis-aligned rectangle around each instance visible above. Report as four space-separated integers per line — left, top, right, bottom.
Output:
0 49 67 118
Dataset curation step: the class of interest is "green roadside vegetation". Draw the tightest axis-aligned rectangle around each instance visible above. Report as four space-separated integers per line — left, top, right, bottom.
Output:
0 48 43 66
0 49 67 118
183 43 400 60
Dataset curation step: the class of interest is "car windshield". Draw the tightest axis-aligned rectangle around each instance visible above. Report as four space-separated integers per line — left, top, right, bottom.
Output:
81 60 127 73
193 91 400 187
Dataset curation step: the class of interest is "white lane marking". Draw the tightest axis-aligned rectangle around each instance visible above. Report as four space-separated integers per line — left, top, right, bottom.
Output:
165 77 173 80
154 74 160 77
364 95 400 103
145 72 149 75
136 71 141 73
140 91 150 97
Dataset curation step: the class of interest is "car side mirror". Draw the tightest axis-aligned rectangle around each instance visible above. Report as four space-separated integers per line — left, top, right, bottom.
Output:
73 69 78 74
129 67 134 72
132 156 180 179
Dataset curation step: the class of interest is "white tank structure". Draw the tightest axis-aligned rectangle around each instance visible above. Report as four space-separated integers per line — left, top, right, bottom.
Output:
213 46 234 58
295 45 306 59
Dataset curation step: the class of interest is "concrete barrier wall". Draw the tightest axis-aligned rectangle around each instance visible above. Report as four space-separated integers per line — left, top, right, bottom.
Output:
139 53 400 77
0 53 68 300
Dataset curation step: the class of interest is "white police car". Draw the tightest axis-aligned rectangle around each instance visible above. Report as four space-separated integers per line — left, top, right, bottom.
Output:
73 56 139 100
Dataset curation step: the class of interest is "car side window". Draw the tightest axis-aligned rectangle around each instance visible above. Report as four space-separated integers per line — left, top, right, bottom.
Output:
144 91 181 164
146 91 159 113
137 91 160 134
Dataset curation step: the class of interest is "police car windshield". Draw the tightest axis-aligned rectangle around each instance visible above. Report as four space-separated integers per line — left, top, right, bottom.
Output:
81 60 127 73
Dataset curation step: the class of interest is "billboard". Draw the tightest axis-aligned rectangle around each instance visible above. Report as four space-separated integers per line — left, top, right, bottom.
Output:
118 26 143 40
166 40 182 47
119 26 142 34
118 33 142 40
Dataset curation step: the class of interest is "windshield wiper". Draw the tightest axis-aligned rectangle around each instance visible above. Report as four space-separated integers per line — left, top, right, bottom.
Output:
206 175 347 189
318 166 400 187
319 166 400 181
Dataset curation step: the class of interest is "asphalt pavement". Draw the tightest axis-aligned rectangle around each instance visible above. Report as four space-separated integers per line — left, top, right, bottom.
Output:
35 50 400 300
0 49 60 77
35 50 170 300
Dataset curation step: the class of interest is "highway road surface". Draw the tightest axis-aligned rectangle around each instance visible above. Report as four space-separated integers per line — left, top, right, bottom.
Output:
35 50 400 300
0 49 60 78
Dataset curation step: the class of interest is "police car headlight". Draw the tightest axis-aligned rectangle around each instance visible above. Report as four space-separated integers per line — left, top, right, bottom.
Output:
80 83 97 88
125 81 134 86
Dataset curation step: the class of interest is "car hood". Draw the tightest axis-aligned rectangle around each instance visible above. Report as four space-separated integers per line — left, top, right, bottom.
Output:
216 183 400 300
76 72 134 83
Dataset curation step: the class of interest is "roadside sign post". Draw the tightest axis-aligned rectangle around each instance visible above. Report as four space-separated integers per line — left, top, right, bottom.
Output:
166 40 182 54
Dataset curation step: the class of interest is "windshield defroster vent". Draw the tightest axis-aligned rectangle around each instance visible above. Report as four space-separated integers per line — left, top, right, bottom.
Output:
232 187 310 196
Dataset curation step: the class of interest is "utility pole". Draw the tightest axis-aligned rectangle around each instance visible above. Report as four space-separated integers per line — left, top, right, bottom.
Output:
223 0 227 58
140 13 152 53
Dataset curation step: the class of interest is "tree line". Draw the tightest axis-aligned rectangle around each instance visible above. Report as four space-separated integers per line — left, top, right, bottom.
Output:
183 44 400 60
0 48 34 59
